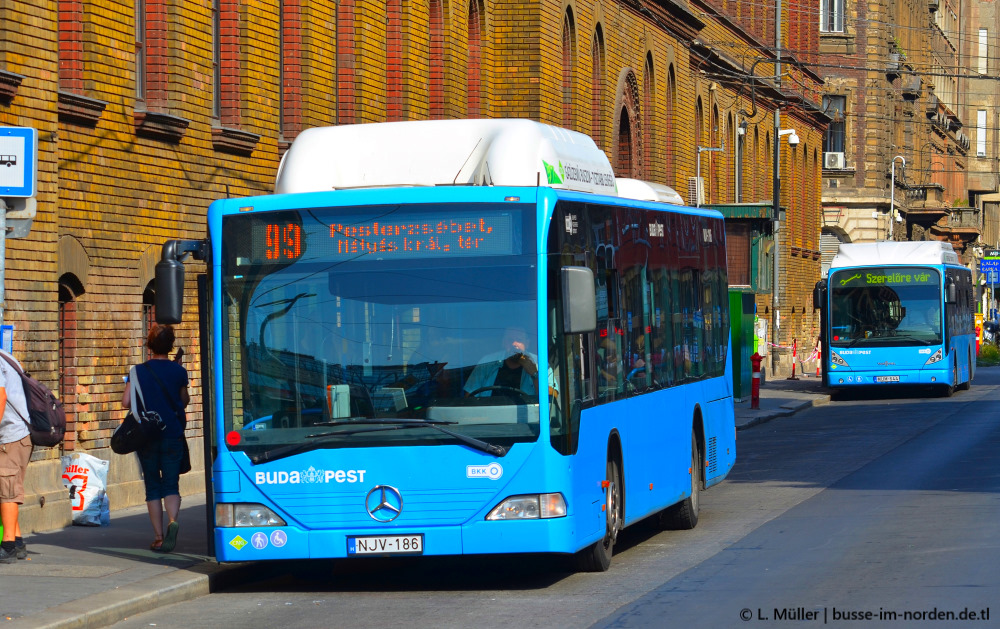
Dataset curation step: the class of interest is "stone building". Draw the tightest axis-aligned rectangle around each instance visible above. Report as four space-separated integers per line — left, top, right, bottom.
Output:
819 0 985 269
1 0 824 531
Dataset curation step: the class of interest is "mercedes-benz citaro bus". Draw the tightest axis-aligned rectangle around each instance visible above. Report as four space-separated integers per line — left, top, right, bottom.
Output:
155 119 736 571
814 241 975 397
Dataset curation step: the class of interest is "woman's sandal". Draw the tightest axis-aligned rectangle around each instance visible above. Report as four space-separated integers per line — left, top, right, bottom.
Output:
160 521 179 553
150 537 164 552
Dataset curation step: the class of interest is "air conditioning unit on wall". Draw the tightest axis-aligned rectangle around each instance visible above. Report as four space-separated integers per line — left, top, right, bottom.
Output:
687 177 705 206
823 152 846 169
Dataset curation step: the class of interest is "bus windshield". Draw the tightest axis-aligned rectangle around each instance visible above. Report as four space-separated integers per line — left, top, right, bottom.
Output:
219 203 540 459
828 266 942 347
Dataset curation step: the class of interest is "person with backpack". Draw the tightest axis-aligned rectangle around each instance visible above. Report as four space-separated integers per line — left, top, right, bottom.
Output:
121 324 190 553
0 348 33 563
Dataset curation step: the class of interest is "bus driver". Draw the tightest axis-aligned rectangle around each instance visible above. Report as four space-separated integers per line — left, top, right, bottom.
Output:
464 326 541 399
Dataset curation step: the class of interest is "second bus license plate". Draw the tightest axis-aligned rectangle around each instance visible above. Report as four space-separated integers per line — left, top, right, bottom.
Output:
347 534 424 555
875 375 900 383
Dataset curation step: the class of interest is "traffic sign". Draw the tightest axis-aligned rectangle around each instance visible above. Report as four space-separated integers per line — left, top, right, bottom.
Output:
0 127 38 198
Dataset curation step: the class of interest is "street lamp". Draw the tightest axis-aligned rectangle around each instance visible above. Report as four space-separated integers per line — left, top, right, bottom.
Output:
889 155 905 241
771 106 799 376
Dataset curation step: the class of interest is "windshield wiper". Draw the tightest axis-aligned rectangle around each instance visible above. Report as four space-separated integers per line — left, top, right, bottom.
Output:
314 419 509 458
247 419 508 464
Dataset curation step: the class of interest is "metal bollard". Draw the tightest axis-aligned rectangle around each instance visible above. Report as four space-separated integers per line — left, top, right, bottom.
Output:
750 352 762 409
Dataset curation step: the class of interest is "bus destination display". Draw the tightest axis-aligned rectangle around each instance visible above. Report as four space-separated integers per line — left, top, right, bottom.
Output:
238 206 522 266
835 268 938 288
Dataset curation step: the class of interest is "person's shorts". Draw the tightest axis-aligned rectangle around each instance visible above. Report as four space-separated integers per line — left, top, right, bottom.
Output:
0 435 32 504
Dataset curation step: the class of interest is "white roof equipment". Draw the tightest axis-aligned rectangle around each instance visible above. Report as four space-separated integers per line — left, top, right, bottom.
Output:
615 178 685 205
830 241 960 268
275 119 618 196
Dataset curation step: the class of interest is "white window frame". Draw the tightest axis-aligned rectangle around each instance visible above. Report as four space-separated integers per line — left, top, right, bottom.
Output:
820 0 844 33
979 28 989 75
978 109 987 157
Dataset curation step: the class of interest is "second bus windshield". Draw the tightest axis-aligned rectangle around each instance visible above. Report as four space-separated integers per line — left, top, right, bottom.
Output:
829 266 942 346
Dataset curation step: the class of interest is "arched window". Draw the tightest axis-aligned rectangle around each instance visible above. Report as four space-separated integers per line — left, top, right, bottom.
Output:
615 71 640 177
429 0 445 119
695 99 704 199
643 53 654 178
591 26 605 152
562 9 576 129
710 105 720 203
765 132 772 207
59 274 85 452
142 280 156 362
467 0 485 117
753 127 760 201
665 66 676 185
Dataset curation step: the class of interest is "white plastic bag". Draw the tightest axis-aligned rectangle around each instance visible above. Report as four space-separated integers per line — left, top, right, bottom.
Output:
61 452 110 526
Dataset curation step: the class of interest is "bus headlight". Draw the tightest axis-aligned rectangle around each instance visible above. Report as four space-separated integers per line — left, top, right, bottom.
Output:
486 493 567 520
924 348 944 365
830 350 849 367
216 503 287 527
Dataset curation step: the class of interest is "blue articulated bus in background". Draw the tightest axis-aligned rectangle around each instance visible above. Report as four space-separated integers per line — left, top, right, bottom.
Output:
814 241 975 396
155 119 736 572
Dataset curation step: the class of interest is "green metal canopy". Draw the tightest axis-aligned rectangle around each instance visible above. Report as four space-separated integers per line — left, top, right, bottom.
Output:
703 202 774 219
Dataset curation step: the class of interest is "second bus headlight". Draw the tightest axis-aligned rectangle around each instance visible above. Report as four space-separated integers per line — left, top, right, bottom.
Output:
924 348 944 365
486 493 567 520
215 503 287 527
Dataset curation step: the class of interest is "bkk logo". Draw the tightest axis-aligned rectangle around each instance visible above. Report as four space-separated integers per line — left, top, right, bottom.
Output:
467 463 503 480
255 465 367 485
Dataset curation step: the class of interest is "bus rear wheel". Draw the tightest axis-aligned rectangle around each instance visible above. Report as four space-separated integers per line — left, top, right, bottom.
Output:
658 432 701 530
575 457 621 572
958 351 972 391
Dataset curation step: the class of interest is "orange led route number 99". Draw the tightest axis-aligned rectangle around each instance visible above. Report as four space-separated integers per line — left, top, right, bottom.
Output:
265 223 302 261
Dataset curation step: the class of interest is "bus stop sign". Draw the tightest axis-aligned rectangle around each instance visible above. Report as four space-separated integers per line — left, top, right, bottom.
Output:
0 127 38 199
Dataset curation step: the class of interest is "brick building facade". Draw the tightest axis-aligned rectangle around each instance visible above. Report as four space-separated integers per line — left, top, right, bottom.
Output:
1 0 824 531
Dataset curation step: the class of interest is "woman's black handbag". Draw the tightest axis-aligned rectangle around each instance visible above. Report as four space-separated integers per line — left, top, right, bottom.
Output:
111 366 164 455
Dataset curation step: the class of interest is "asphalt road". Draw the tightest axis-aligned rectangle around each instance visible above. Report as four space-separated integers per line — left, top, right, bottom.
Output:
109 369 1000 629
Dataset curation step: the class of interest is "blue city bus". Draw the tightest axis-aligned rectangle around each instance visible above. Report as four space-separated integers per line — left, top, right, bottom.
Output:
814 241 975 396
155 120 736 571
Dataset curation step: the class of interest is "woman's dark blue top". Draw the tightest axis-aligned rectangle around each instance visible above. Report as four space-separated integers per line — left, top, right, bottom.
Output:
134 359 188 439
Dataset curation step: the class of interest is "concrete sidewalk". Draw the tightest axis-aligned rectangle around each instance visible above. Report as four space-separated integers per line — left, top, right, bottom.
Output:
2 376 830 629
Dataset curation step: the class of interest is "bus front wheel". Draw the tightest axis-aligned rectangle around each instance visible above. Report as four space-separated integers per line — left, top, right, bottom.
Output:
575 457 621 572
658 432 701 530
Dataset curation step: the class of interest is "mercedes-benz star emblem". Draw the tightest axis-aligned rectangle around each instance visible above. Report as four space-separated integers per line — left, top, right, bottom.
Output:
365 485 403 522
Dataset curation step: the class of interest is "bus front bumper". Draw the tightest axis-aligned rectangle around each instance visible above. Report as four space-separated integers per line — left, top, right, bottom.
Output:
214 516 591 562
825 366 951 386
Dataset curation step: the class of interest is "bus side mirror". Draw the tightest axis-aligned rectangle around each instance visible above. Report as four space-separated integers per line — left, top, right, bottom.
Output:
155 256 186 324
812 279 826 311
562 266 597 334
946 281 957 304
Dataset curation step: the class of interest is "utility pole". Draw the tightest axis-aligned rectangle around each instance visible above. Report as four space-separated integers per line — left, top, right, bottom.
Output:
771 0 782 377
